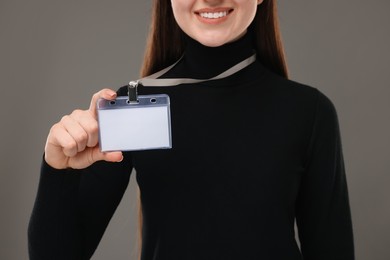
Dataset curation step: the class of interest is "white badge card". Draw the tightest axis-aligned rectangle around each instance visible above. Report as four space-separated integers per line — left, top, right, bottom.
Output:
97 95 172 152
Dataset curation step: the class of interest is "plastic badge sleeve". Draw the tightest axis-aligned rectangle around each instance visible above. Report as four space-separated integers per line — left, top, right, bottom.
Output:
97 94 172 152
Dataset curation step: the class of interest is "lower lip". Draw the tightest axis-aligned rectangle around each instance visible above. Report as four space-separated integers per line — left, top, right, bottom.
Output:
195 11 233 25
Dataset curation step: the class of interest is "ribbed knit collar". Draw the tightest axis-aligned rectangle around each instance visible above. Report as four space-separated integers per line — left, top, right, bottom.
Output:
163 31 256 80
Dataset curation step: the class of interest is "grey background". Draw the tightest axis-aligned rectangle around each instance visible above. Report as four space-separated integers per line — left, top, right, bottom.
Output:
0 0 389 259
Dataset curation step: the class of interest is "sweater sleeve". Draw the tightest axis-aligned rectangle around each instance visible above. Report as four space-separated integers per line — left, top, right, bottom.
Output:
296 90 354 259
28 153 132 260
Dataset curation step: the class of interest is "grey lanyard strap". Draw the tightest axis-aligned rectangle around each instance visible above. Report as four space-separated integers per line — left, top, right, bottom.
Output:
128 53 256 102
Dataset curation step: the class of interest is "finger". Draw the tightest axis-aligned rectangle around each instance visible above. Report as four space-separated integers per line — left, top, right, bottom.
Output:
71 109 99 148
79 116 99 148
49 123 79 158
89 88 117 118
60 115 88 153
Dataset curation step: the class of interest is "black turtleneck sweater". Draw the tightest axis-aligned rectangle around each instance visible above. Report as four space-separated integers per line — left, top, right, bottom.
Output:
28 33 354 260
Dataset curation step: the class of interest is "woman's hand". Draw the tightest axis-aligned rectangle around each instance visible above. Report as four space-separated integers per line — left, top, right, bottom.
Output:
44 89 123 169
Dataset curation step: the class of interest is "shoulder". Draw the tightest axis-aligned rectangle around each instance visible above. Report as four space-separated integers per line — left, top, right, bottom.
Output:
251 66 341 136
277 73 341 134
261 67 338 117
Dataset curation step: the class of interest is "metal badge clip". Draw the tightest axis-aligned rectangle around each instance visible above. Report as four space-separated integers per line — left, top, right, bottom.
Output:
128 81 140 104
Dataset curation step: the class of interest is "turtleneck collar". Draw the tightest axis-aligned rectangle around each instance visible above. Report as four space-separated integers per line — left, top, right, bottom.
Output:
161 31 256 80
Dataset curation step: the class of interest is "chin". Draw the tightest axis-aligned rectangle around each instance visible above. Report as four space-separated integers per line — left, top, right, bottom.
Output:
194 36 232 47
200 41 226 47
192 30 245 47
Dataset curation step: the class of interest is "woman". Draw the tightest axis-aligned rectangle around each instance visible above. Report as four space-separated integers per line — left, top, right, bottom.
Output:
28 0 354 259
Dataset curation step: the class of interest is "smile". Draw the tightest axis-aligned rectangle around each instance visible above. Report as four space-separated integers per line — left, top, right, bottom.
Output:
195 8 234 20
200 11 228 19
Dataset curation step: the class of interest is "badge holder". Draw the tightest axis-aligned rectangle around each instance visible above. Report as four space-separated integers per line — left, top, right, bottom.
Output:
97 52 257 152
97 81 172 152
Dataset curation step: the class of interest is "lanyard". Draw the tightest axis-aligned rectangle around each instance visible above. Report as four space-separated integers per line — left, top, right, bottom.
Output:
127 53 257 103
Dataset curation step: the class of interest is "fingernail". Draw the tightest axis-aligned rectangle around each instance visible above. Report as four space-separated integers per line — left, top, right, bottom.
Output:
117 155 124 162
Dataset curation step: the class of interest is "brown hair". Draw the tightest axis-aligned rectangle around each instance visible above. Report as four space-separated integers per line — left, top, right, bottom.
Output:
141 0 288 78
138 0 288 256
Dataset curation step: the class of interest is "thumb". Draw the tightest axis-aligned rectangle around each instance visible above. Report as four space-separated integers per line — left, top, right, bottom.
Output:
91 147 123 163
104 151 124 163
67 147 123 169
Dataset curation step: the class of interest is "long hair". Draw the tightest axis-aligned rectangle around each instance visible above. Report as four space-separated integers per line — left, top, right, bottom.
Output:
141 0 288 78
138 0 288 256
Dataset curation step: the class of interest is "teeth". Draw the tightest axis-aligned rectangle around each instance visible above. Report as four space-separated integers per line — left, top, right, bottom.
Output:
200 11 228 19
